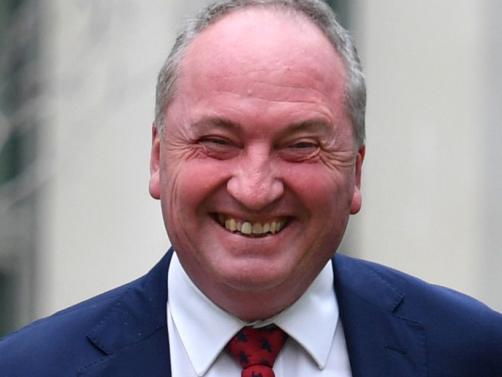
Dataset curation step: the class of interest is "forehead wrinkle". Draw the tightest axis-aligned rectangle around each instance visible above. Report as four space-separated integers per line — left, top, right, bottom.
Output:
205 88 335 108
220 94 330 106
203 66 338 93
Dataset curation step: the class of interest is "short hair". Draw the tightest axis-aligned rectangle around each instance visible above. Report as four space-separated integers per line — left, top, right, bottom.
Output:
154 0 366 145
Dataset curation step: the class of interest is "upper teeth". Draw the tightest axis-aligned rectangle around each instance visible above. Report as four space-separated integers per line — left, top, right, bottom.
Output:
219 216 286 236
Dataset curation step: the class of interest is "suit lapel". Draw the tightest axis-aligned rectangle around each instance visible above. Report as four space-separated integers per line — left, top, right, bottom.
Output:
78 251 174 377
333 254 427 377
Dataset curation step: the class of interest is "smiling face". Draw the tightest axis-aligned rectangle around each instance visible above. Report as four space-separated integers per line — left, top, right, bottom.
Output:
149 8 364 320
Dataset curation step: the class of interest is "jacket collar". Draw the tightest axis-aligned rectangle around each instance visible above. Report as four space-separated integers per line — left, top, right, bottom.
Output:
333 253 427 377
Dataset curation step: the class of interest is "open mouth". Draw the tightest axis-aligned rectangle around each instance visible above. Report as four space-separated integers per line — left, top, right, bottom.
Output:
213 214 289 238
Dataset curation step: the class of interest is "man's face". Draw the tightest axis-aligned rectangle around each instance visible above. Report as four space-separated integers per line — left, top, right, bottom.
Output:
150 9 364 316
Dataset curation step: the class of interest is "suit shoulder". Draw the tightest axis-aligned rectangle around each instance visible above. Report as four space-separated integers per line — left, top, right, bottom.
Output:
336 253 502 319
335 253 502 368
0 277 140 374
335 253 502 374
2 277 138 340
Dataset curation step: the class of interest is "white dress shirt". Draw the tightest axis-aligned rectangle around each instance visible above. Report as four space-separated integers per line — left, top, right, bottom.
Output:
167 252 352 377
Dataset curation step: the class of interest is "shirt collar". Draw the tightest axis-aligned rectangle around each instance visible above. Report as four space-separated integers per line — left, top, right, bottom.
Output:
168 252 338 376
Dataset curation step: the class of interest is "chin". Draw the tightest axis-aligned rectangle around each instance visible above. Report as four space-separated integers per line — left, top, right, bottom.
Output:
215 262 291 293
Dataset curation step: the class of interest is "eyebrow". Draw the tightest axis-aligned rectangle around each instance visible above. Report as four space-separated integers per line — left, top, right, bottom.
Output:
285 119 334 135
191 117 243 134
190 116 334 137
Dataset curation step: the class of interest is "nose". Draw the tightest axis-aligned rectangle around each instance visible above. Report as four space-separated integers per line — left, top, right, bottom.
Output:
226 149 284 210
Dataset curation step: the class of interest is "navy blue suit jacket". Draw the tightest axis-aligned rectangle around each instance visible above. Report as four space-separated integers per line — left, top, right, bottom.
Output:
1 249 502 376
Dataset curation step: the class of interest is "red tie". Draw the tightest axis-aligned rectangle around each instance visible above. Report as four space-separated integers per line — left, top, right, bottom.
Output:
226 325 288 377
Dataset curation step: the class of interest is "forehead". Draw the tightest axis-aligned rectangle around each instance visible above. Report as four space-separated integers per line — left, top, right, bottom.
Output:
178 7 347 103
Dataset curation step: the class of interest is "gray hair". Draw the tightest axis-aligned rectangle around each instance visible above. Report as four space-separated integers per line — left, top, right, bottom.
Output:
154 0 366 145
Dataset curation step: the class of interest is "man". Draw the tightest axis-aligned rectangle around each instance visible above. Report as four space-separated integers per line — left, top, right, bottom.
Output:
1 0 501 376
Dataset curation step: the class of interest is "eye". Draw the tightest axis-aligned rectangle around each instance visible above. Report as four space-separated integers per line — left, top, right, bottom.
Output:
289 141 318 149
198 136 239 159
201 137 230 146
279 139 320 162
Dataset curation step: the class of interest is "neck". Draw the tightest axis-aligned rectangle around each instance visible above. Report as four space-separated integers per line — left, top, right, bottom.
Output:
197 274 316 322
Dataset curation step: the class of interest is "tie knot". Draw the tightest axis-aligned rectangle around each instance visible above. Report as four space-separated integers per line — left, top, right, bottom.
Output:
226 325 288 377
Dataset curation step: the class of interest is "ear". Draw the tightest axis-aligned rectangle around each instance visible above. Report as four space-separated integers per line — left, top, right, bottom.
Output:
149 125 161 200
350 144 365 214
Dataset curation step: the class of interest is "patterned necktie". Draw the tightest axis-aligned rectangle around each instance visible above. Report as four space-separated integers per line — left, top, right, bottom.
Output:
226 324 288 377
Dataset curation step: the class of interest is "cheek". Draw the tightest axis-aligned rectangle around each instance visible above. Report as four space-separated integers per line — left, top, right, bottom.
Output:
286 165 355 252
284 163 355 210
161 157 232 215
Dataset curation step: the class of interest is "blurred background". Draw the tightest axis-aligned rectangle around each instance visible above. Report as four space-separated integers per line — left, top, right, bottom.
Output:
0 0 501 336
